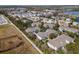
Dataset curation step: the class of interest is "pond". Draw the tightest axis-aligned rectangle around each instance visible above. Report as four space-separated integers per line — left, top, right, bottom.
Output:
64 11 79 17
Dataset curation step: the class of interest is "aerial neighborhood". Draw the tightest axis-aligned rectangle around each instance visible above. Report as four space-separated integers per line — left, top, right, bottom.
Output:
0 6 79 54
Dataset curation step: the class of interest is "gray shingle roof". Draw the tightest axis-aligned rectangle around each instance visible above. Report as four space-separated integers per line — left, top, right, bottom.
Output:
43 23 55 29
48 34 74 49
35 29 56 39
59 26 79 33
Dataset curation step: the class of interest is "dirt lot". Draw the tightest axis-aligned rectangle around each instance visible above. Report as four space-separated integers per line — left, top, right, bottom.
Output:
0 25 39 54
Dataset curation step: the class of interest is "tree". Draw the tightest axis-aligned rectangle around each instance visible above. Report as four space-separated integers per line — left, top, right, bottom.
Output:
0 10 7 15
71 17 77 22
66 43 79 54
53 22 59 30
28 33 36 41
21 20 33 28
66 31 76 38
49 33 56 39
74 37 79 44
38 22 47 32
7 16 16 22
38 22 44 28
57 49 64 54
66 43 75 50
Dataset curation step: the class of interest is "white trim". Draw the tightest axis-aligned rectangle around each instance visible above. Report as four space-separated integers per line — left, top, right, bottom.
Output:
33 32 42 40
47 42 57 50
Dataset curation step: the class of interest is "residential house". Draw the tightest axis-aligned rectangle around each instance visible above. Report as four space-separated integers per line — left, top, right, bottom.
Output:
73 22 78 26
34 29 56 40
31 22 41 27
47 34 74 50
65 18 72 26
59 26 79 33
42 18 54 24
43 23 55 29
58 18 72 27
58 20 65 26
25 27 39 33
30 17 41 22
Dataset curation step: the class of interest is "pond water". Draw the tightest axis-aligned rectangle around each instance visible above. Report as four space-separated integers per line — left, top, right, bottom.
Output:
64 11 79 16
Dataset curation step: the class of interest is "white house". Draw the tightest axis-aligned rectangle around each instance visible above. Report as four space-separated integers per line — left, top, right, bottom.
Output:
65 18 72 24
42 18 54 24
47 34 74 50
73 22 78 26
30 17 40 22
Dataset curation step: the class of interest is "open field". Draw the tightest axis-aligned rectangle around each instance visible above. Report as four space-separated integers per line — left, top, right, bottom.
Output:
0 25 40 54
